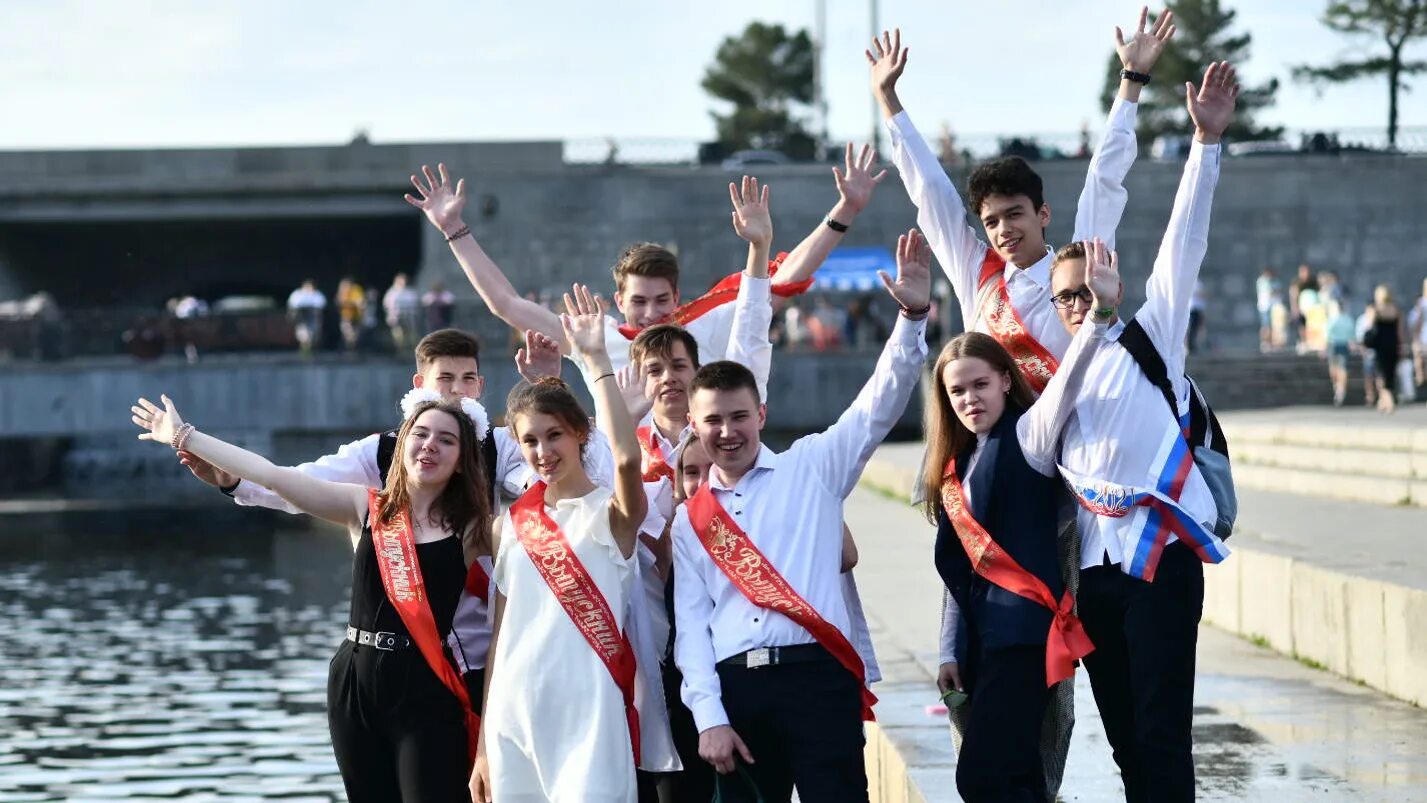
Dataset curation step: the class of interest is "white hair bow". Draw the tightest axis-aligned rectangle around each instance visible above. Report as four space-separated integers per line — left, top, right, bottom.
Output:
398 388 490 442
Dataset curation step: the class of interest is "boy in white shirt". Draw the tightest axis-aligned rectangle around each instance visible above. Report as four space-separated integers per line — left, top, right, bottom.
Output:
1045 62 1240 803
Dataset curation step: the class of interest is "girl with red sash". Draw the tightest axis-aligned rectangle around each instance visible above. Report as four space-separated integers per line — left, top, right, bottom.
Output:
473 285 649 803
920 240 1118 803
130 395 491 803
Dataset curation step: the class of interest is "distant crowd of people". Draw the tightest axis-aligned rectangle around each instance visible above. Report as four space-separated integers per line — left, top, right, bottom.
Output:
1256 264 1427 412
286 274 458 356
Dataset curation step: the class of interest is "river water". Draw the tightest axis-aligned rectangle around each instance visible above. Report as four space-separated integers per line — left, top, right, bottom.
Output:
0 520 351 801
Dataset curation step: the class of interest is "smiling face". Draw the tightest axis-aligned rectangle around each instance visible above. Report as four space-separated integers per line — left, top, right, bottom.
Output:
940 356 1011 436
689 386 766 481
1050 257 1093 335
616 274 679 329
403 408 463 485
513 410 587 485
979 193 1050 267
643 340 697 420
414 356 484 400
677 438 713 501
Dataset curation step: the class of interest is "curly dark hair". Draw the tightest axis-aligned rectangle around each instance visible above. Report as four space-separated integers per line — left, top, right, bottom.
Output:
967 157 1045 219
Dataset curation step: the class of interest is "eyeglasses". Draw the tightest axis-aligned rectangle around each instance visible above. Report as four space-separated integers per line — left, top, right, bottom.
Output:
1049 287 1094 310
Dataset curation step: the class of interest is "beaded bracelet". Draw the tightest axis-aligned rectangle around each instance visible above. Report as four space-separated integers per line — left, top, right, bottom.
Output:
171 423 195 451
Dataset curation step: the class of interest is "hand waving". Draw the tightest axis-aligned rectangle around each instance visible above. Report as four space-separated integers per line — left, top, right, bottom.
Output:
1115 7 1176 73
833 142 888 214
729 175 772 247
881 229 932 313
1084 237 1122 311
131 395 184 446
615 361 655 423
1187 61 1240 144
404 163 468 236
560 284 610 364
515 329 563 382
866 29 908 97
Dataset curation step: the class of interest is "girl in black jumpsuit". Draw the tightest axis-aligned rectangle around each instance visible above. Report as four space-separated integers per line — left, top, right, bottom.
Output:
131 394 491 803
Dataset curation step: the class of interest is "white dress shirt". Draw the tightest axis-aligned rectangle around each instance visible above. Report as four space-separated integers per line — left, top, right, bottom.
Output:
671 315 928 732
885 98 1139 362
1057 141 1223 571
584 292 743 375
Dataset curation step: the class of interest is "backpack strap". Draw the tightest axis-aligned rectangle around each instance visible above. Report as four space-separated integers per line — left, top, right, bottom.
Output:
1117 319 1179 423
481 431 499 504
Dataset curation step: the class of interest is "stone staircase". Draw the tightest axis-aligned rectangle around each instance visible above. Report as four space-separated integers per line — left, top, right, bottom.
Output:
1221 408 1427 507
1187 351 1343 410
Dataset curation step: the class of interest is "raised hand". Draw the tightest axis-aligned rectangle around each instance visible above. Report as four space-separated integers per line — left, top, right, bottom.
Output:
1084 237 1123 312
403 163 467 236
1116 7 1176 73
615 361 655 423
132 395 184 446
880 228 933 314
515 329 563 382
729 175 772 247
865 29 908 117
559 284 610 364
178 449 236 489
833 142 888 214
1187 61 1240 144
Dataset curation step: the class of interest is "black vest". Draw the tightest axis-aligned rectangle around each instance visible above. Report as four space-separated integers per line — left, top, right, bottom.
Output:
376 427 500 505
933 407 1065 657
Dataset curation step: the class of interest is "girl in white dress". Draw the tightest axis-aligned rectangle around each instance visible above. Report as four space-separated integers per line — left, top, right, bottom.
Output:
473 285 648 803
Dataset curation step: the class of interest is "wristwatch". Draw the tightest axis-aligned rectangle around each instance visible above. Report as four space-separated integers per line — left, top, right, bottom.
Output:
1120 69 1151 85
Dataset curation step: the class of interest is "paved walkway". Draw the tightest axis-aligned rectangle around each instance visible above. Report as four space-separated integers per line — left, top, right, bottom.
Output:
849 468 1427 801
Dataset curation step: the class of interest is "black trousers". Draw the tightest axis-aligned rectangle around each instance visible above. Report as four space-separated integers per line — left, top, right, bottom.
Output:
328 642 472 803
1078 542 1204 803
713 650 868 803
956 644 1051 803
654 660 717 803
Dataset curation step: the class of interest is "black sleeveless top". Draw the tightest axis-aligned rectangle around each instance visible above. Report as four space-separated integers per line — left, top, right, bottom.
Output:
347 518 466 638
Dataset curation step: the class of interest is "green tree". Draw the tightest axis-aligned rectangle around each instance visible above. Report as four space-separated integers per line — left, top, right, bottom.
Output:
1099 0 1281 142
702 22 816 159
1292 0 1427 148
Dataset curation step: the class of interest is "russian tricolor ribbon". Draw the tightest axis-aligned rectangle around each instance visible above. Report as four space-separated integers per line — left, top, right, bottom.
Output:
1059 429 1230 582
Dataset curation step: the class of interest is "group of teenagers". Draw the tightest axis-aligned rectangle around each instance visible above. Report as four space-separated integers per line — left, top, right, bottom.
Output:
129 10 1241 803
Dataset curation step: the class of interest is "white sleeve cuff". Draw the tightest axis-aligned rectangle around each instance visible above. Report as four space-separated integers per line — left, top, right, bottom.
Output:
691 698 731 733
741 274 771 298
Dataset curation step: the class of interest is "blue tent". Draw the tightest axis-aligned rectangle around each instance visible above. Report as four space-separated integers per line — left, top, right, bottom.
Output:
808 246 896 292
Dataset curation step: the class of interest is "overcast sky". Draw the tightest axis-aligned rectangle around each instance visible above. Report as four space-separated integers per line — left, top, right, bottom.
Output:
0 0 1420 150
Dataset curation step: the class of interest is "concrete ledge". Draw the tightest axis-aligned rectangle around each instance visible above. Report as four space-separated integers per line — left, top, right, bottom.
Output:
1233 441 1417 479
1232 463 1416 507
1204 539 1427 708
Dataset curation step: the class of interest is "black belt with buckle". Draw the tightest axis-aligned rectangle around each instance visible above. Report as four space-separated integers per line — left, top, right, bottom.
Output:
717 643 829 669
346 626 414 651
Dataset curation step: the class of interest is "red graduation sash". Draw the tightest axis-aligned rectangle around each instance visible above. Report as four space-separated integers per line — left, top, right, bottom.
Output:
976 251 1060 394
509 483 641 763
939 462 1093 686
366 491 480 765
616 252 813 339
685 485 877 721
464 558 491 604
637 425 675 484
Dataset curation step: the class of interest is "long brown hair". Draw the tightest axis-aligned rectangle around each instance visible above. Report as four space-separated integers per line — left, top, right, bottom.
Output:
920 332 1037 522
377 400 492 564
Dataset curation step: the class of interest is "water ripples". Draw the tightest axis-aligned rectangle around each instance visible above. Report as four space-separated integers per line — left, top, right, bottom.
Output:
0 526 351 801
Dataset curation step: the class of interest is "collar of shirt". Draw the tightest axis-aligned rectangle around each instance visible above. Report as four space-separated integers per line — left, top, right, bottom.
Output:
1003 246 1054 289
709 444 779 492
